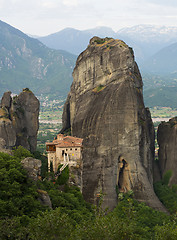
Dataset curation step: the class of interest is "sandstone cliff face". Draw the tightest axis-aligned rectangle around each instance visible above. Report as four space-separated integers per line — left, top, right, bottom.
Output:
157 117 177 185
0 89 39 152
62 37 166 211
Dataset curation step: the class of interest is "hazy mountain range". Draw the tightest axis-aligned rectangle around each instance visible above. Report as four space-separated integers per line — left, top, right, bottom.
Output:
1 19 177 107
38 25 177 66
0 20 76 97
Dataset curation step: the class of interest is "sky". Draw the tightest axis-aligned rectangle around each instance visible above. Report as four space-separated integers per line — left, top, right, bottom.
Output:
1 0 177 36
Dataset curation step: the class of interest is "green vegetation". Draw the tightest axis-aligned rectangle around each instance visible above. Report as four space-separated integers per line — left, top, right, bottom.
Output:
37 123 62 153
150 107 177 119
1 146 177 239
93 84 105 93
94 38 106 44
0 20 76 97
22 88 32 93
0 150 47 221
94 37 112 45
154 170 177 214
56 165 69 185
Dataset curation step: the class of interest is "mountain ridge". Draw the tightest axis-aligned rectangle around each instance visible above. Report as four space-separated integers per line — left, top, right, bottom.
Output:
0 20 76 97
37 24 177 63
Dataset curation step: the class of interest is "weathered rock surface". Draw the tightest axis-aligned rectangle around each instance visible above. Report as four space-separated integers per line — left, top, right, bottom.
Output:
69 165 82 189
157 117 177 185
0 89 39 151
0 91 12 110
61 37 166 212
37 189 52 209
0 138 12 154
21 157 41 181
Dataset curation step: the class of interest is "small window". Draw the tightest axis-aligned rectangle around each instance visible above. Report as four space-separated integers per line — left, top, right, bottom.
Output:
66 149 68 151
70 148 72 150
75 148 77 151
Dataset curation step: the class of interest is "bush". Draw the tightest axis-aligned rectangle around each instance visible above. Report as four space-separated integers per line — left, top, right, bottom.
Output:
56 165 69 185
162 170 173 185
12 146 33 159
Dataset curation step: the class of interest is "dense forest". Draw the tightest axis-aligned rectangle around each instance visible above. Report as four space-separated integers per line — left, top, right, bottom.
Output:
0 146 177 239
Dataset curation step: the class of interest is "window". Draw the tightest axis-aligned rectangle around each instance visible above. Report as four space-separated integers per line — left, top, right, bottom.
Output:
70 148 72 150
75 148 77 151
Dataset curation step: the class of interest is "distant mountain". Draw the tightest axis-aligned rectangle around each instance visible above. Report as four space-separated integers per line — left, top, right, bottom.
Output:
144 86 177 108
38 27 116 55
117 25 177 64
142 42 177 74
117 25 177 43
142 72 177 108
83 26 117 38
0 20 76 97
38 25 177 65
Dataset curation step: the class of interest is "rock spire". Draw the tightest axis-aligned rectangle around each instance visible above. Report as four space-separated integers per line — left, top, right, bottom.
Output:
61 37 166 212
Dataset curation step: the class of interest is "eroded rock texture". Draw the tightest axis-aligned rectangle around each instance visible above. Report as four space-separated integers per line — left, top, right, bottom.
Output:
0 89 39 151
21 157 41 181
61 37 166 211
157 117 177 185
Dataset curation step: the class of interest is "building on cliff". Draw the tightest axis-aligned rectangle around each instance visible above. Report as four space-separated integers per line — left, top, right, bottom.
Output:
46 134 83 172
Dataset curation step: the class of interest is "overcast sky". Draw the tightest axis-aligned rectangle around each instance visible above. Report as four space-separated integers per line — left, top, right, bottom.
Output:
1 0 177 36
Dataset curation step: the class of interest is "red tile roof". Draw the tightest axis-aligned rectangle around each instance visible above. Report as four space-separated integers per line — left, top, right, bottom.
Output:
46 134 83 148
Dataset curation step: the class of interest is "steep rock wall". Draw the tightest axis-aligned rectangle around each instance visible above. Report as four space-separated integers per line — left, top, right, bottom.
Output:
157 117 177 185
0 89 39 151
61 37 166 212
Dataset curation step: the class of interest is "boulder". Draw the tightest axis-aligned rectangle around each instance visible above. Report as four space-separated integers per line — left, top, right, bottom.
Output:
21 157 41 181
0 137 12 154
37 189 52 209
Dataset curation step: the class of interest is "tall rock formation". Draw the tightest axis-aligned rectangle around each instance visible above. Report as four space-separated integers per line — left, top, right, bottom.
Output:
0 89 39 152
157 117 177 185
61 37 166 211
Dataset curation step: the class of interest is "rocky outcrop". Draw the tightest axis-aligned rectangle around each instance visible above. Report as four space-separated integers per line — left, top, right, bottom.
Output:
37 189 52 209
69 165 82 189
61 37 166 212
21 157 52 209
21 157 41 181
1 91 12 110
157 117 177 185
0 138 12 154
0 89 39 151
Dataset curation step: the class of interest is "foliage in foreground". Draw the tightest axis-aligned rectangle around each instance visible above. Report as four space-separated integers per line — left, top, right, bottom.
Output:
154 170 177 214
1 148 177 239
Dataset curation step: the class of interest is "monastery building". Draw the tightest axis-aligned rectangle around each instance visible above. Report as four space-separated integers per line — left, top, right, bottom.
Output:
46 134 83 172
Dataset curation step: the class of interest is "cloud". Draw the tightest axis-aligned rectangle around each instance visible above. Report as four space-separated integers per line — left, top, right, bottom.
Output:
41 1 58 9
62 0 79 7
1 0 177 36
